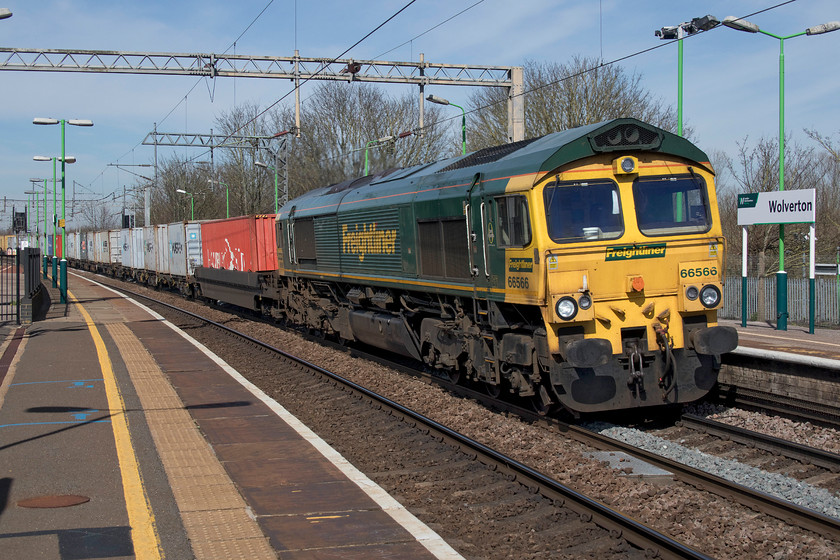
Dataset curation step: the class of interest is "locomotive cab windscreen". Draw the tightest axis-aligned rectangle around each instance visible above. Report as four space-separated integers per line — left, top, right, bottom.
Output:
632 174 711 236
543 179 624 243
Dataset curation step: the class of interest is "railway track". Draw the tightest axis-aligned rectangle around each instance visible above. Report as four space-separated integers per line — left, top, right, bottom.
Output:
714 383 840 430
677 413 840 474
108 282 710 560
75 272 840 557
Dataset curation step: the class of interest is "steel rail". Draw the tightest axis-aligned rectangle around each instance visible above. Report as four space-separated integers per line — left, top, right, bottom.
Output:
678 413 840 473
715 383 840 430
563 424 840 542
111 283 711 560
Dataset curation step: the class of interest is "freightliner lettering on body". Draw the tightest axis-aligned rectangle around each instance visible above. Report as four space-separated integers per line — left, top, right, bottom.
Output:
342 223 398 262
605 243 667 261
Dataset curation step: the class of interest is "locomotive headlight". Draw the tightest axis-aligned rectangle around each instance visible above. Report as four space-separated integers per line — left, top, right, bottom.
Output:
685 286 699 301
612 155 638 175
578 293 592 310
555 296 578 320
700 285 721 308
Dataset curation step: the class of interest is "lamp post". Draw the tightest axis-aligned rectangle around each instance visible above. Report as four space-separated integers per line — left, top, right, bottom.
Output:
363 135 395 176
723 16 840 331
176 189 194 220
34 155 76 257
426 94 467 154
24 188 38 251
655 15 719 137
207 179 229 218
27 178 42 249
34 117 93 304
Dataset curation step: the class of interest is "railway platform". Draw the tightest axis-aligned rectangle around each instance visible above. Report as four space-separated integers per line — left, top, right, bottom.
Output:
0 274 462 560
720 318 840 363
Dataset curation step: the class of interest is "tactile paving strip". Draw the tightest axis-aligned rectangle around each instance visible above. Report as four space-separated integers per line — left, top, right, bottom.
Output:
106 322 275 559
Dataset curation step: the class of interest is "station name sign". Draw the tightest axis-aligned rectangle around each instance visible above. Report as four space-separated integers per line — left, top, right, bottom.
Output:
737 189 815 225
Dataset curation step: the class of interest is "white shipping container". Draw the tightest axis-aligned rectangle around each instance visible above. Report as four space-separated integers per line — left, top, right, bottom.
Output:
130 228 144 271
119 229 131 267
94 231 108 264
167 222 188 277
155 224 170 274
143 225 156 271
82 232 94 261
185 222 202 276
67 232 79 261
108 230 121 264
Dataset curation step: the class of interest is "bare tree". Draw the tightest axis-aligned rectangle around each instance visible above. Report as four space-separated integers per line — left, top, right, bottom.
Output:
76 198 120 231
269 82 450 198
213 102 277 216
151 156 216 223
467 56 680 149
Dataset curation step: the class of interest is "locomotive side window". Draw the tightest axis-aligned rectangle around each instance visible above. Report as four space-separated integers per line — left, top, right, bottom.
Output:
496 195 531 247
543 180 623 243
633 175 711 236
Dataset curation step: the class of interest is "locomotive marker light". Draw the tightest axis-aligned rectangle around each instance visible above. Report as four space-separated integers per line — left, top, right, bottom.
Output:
723 16 839 331
426 94 467 155
33 117 93 304
655 15 719 137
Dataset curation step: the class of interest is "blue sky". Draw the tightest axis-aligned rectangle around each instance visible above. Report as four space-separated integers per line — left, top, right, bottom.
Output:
1 0 838 227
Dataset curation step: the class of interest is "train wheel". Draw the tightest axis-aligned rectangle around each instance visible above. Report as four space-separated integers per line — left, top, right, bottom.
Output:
447 368 461 384
484 382 501 398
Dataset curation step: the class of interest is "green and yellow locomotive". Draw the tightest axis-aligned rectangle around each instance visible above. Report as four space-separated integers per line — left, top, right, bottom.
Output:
274 118 737 414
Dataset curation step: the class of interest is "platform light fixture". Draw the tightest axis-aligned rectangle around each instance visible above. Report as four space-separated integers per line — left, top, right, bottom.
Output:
722 15 840 331
176 189 194 220
33 117 93 303
427 94 467 155
654 15 719 137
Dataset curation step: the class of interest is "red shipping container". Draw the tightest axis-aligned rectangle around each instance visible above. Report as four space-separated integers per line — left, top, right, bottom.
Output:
200 214 278 272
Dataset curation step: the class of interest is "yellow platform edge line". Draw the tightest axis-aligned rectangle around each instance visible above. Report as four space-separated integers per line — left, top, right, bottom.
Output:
70 290 163 560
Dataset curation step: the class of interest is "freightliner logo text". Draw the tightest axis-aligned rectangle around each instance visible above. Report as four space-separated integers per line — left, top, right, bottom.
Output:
605 243 666 261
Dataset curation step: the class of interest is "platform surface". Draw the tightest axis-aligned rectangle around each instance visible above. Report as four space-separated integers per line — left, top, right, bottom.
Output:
720 318 840 362
0 274 461 560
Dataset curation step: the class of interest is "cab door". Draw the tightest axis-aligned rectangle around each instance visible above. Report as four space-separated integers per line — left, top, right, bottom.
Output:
466 174 491 294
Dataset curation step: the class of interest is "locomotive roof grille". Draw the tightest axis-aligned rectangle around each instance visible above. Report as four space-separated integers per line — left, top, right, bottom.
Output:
589 123 662 152
436 136 540 173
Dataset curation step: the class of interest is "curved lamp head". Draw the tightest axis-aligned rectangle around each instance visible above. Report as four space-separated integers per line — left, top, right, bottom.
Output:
426 94 451 106
34 155 76 163
33 118 94 126
0 8 12 20
807 21 840 35
176 189 188 194
722 16 760 33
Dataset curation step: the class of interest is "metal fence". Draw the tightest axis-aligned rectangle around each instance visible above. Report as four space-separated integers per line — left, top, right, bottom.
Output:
721 275 840 326
0 252 21 324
